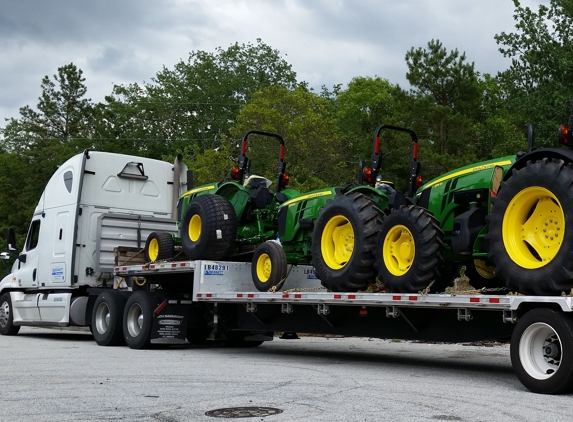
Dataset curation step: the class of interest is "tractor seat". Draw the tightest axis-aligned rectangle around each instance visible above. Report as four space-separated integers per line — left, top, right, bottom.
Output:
244 175 274 209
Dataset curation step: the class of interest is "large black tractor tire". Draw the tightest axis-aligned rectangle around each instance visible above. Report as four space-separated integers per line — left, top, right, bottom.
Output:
252 241 288 292
123 291 157 350
144 231 175 262
311 192 383 292
487 159 573 295
0 293 20 336
181 194 238 260
375 205 444 293
91 291 127 346
463 259 509 294
511 308 573 394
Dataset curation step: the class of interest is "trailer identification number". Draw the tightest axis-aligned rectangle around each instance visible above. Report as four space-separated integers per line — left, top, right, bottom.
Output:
204 264 229 276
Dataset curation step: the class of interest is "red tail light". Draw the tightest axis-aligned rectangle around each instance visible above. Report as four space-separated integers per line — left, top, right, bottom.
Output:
559 124 569 145
231 165 240 180
416 175 423 188
363 167 373 183
282 173 290 186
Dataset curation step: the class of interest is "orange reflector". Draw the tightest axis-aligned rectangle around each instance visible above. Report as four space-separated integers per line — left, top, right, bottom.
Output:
363 167 373 183
416 175 423 188
560 124 569 145
282 173 290 186
231 165 240 180
359 309 368 316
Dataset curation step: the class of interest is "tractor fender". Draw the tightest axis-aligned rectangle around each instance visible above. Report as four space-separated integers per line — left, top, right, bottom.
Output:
504 148 573 181
346 185 389 211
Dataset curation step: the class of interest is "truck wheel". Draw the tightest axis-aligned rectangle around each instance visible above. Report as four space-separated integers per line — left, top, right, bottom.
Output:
144 231 174 262
487 159 573 295
312 192 383 292
375 205 444 293
251 241 287 292
92 291 126 346
0 293 20 336
123 291 156 349
181 194 237 260
464 259 509 294
511 308 573 394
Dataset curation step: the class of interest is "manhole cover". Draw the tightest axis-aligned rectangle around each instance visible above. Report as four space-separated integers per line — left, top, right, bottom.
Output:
205 406 283 418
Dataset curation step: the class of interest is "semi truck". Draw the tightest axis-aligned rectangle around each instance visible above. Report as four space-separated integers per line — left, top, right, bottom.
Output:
1 150 573 395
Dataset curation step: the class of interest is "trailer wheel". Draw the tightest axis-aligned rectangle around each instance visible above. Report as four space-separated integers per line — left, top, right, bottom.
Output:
311 192 383 292
181 194 238 260
92 291 126 346
511 308 573 394
144 231 174 262
123 291 156 349
488 159 573 295
252 241 287 292
0 293 19 336
376 205 444 293
464 259 509 294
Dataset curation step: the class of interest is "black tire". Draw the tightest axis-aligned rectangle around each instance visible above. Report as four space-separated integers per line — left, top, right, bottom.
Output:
0 293 20 336
251 241 287 292
511 308 573 394
464 259 509 294
144 231 174 262
181 194 238 260
375 205 444 293
123 291 157 349
312 192 383 292
91 291 126 346
487 159 573 295
223 333 264 348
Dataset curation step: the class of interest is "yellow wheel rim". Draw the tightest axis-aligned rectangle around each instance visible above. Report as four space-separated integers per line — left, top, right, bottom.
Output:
383 224 415 276
256 253 272 283
321 215 354 270
189 214 202 242
148 238 159 261
502 186 564 269
474 259 496 279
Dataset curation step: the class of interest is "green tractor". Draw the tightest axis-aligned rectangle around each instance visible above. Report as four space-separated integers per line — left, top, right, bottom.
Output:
375 113 573 296
144 130 299 265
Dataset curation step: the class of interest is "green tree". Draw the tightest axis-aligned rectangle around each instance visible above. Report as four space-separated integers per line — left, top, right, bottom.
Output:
95 40 301 161
495 0 573 145
230 86 349 192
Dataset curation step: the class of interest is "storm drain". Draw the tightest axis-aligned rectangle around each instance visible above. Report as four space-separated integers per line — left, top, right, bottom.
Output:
205 407 283 418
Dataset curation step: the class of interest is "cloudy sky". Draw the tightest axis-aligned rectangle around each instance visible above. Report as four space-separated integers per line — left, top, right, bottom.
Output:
0 0 544 125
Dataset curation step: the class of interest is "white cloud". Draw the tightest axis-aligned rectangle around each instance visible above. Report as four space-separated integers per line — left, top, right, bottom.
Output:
0 0 545 124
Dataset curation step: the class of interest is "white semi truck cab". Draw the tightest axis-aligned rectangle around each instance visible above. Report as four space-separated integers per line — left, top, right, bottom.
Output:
0 150 188 331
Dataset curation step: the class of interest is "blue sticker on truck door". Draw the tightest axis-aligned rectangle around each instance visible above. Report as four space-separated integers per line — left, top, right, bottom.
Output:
50 264 66 283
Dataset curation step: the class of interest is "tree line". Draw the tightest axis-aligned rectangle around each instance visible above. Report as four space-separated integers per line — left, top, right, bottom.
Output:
1 0 571 239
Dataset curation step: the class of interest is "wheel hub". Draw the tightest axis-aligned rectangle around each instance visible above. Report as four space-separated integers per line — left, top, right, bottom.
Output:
503 187 564 269
321 215 355 270
383 224 415 276
519 322 562 379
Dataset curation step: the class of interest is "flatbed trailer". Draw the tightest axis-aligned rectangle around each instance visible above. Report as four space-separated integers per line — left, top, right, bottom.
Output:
114 260 573 395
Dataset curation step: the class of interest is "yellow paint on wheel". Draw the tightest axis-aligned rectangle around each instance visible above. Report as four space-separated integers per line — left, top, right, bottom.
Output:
148 238 159 261
474 259 496 279
189 214 202 242
383 224 415 276
321 215 354 270
502 186 564 269
256 253 272 283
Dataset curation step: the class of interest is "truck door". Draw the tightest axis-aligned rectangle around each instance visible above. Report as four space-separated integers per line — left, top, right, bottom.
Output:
15 217 42 289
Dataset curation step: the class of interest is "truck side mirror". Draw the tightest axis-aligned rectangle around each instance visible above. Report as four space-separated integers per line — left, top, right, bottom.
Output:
7 228 16 252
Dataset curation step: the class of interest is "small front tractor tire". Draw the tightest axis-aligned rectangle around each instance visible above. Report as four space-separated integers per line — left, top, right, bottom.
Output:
375 205 444 293
487 159 573 295
463 259 509 294
311 192 383 292
144 231 175 262
251 241 287 292
181 194 238 260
